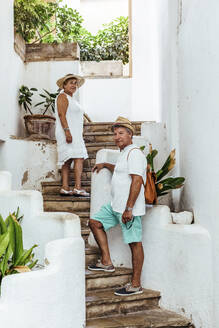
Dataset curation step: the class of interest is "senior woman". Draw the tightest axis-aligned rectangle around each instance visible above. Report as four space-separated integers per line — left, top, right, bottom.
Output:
55 73 89 197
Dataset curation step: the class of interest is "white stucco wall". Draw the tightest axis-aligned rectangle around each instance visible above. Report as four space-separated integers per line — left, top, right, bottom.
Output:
131 0 161 122
0 139 58 191
0 1 25 139
174 1 219 326
80 78 132 121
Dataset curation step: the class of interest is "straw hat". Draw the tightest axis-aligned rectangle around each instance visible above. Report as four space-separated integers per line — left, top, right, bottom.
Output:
56 74 85 89
112 116 135 134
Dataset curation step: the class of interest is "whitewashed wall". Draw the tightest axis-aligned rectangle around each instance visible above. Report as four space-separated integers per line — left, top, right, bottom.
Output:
131 0 161 122
175 1 219 327
0 139 58 191
0 0 25 139
80 78 132 121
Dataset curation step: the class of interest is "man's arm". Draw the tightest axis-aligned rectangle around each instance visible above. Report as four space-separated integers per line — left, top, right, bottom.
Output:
122 174 142 224
92 162 115 173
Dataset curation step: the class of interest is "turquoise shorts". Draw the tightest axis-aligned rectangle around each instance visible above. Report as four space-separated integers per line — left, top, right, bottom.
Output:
91 203 142 244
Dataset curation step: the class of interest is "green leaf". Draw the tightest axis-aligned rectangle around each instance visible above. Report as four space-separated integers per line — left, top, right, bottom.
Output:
0 215 7 235
0 244 12 277
34 101 44 107
28 259 38 269
0 232 10 258
7 215 23 264
15 245 38 266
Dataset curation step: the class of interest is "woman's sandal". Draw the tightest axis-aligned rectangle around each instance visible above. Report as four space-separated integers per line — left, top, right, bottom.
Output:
73 188 90 197
60 188 74 196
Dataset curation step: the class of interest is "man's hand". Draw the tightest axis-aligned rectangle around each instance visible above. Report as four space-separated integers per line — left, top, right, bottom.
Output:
92 163 105 173
65 130 72 143
122 209 133 224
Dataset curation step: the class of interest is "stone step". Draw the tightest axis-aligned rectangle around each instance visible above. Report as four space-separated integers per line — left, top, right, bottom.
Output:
43 195 90 212
83 121 143 133
85 246 100 266
86 267 132 292
76 211 90 227
57 167 92 180
86 308 194 328
86 288 161 319
82 228 90 247
84 131 114 143
41 181 91 195
85 142 118 154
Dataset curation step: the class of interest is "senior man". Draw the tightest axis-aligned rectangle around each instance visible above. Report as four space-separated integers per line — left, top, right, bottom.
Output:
88 116 146 296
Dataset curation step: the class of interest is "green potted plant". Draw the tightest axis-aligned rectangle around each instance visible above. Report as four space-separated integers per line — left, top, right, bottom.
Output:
141 145 185 200
18 85 59 140
0 210 38 290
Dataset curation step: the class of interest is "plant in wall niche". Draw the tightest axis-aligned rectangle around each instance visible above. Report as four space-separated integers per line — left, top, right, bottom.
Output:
0 210 38 290
18 85 58 140
141 145 185 197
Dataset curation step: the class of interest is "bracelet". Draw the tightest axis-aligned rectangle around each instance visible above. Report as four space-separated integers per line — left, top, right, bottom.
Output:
125 207 133 211
64 128 70 131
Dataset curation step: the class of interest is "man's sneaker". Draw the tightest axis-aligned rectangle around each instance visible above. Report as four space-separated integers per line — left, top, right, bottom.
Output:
88 261 115 273
114 283 143 296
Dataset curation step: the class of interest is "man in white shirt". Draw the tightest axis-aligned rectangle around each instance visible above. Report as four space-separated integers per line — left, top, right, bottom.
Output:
88 117 146 296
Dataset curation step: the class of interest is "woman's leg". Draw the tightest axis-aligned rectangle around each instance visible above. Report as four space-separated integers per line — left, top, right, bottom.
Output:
73 158 84 190
61 158 73 190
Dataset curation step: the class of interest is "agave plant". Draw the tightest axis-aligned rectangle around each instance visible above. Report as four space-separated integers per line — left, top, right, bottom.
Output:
0 210 38 290
35 89 60 115
141 145 185 197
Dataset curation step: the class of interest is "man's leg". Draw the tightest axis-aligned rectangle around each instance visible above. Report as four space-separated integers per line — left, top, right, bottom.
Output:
89 219 113 265
129 242 144 287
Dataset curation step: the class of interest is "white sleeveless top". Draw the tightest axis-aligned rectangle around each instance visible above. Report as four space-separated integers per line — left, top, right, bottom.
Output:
55 92 88 165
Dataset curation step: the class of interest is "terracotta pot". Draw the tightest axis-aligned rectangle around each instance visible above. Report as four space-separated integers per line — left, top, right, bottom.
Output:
24 115 56 140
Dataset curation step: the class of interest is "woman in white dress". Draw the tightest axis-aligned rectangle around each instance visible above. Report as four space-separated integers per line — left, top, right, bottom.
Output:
55 73 89 197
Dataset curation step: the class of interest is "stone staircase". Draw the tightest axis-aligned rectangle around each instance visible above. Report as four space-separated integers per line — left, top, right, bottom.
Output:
42 121 194 328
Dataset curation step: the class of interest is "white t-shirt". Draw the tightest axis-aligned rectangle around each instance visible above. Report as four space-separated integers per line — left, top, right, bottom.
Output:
111 144 147 216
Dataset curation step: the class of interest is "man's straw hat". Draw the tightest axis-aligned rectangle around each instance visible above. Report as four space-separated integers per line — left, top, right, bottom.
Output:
112 116 135 134
56 74 85 89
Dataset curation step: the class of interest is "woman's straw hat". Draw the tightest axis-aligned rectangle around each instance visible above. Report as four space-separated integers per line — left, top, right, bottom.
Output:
112 116 135 134
56 74 85 89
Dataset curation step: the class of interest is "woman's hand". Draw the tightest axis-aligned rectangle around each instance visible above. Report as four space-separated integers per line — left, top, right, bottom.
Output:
65 130 72 143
